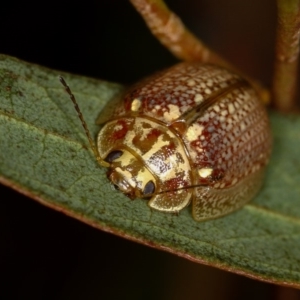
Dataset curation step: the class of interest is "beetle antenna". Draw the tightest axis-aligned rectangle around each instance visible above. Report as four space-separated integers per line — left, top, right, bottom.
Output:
59 76 108 167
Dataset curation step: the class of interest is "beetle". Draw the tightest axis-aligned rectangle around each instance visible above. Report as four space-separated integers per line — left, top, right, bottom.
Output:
60 62 272 221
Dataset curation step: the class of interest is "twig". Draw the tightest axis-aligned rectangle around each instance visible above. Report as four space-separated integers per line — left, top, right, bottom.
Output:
273 0 300 112
129 0 227 64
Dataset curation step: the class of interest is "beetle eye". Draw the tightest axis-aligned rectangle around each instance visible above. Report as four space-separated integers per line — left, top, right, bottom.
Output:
113 184 120 191
143 180 155 196
105 150 123 163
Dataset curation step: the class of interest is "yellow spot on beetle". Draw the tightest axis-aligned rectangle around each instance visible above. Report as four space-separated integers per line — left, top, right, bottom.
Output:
186 123 204 141
228 103 235 114
213 104 220 112
195 94 203 103
163 104 181 122
198 168 213 178
187 79 196 86
131 99 141 111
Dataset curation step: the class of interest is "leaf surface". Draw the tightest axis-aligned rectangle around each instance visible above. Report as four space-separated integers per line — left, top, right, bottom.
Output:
1 55 300 288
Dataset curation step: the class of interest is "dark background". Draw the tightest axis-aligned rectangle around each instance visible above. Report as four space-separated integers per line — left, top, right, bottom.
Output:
1 0 300 299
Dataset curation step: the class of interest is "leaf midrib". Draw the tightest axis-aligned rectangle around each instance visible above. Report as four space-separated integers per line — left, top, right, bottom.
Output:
0 109 88 147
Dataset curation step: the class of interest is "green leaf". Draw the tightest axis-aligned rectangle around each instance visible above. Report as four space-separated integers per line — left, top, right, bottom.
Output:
1 54 300 288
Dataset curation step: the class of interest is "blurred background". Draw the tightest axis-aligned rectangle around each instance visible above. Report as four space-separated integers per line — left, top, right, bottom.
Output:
1 0 300 299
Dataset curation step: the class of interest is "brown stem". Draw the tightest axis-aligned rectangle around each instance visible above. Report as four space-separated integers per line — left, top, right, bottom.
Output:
129 0 228 64
273 0 300 112
129 0 270 104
